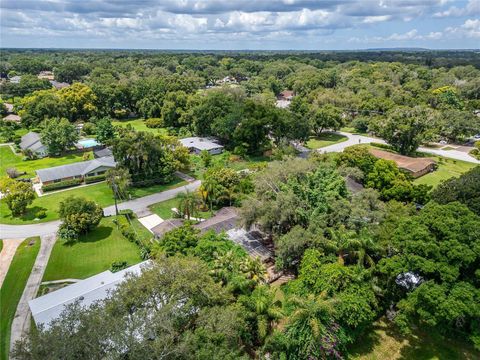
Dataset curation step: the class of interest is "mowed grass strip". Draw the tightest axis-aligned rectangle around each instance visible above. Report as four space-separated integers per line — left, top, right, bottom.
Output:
0 146 91 179
413 156 477 188
0 178 187 225
149 197 213 220
0 237 40 360
42 217 143 281
112 119 168 135
306 132 348 149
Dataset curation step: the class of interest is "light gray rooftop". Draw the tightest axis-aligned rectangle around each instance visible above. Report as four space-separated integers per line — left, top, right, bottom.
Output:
36 156 116 182
20 132 42 150
29 261 150 329
179 137 224 151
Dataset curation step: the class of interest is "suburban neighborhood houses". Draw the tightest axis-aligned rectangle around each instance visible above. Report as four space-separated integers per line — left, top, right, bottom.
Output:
1 45 480 360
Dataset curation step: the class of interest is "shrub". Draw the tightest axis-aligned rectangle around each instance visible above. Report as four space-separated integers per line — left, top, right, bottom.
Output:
145 118 164 128
110 261 127 272
6 167 21 179
85 174 106 184
370 142 394 150
43 179 82 192
35 209 46 219
82 122 96 135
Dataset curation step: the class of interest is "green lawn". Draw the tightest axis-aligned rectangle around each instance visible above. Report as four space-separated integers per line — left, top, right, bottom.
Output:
149 197 212 220
112 119 168 135
413 156 477 188
349 319 479 360
0 237 40 360
43 217 143 281
0 146 91 178
306 132 348 149
0 178 187 225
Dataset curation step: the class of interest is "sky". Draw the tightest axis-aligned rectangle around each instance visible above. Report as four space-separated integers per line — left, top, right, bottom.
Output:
1 0 479 50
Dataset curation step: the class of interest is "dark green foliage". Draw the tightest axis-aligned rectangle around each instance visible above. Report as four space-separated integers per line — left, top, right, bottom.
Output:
41 117 79 155
42 178 82 192
84 174 106 184
431 166 480 215
58 196 103 240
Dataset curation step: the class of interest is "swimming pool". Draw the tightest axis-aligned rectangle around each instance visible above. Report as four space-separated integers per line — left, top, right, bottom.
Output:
77 138 100 148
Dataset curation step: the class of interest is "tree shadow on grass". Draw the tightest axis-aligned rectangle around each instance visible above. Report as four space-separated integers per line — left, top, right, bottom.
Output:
2 206 48 222
347 321 388 358
63 226 113 246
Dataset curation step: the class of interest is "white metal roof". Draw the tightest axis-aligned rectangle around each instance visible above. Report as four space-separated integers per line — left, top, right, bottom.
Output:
29 261 150 329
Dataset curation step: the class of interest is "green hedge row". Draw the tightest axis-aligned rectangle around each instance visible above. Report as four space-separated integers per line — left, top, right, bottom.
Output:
43 178 82 192
85 174 106 184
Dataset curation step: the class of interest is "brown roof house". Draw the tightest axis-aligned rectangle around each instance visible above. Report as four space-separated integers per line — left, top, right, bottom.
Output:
369 148 436 178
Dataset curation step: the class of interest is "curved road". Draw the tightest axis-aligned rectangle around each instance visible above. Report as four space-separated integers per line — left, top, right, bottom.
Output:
319 132 480 164
0 180 202 238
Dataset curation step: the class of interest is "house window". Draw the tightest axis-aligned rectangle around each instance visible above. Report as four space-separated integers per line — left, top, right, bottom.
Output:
54 179 62 183
97 171 106 175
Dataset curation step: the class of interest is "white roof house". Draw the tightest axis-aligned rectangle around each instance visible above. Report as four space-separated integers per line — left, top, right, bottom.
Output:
179 137 224 155
29 261 150 329
20 132 48 157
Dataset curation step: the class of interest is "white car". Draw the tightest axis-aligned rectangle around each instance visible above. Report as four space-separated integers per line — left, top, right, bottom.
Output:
474 134 480 140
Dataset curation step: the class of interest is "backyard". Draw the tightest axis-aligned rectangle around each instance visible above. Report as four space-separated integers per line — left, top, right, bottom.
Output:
306 132 348 149
413 156 477 188
0 145 91 179
42 217 145 281
349 319 479 360
112 118 168 135
0 177 187 225
0 237 40 360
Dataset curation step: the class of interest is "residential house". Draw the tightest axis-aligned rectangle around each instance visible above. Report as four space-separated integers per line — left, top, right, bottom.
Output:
369 148 436 178
179 137 224 155
38 71 54 80
50 80 70 90
29 261 150 329
36 156 116 186
20 132 48 158
9 75 21 84
276 90 295 108
3 114 21 122
94 147 113 158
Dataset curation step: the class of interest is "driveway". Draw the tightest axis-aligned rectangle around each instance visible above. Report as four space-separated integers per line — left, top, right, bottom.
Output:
10 234 56 353
319 132 480 164
0 239 24 287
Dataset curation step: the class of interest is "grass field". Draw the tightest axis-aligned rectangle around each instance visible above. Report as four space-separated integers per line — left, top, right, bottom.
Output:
0 237 40 360
112 119 168 135
349 319 479 360
0 178 187 225
0 146 91 179
43 217 143 281
149 197 212 220
306 132 348 149
413 156 477 188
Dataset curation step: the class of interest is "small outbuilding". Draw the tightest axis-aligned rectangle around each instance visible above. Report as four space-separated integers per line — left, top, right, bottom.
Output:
179 137 224 155
3 114 21 122
369 148 436 178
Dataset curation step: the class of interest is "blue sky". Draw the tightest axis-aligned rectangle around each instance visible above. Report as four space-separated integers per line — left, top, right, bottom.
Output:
1 0 479 49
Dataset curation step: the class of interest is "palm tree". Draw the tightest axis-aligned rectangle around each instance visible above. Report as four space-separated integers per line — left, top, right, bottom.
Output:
200 177 220 212
106 167 132 200
176 190 201 220
285 293 340 359
243 285 283 342
240 257 268 285
351 229 380 268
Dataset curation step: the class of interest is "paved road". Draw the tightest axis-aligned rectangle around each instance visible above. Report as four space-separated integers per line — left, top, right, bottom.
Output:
0 181 202 238
10 234 56 353
103 180 202 216
319 132 480 164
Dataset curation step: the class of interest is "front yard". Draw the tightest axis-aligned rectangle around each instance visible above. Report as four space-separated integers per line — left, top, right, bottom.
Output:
112 119 168 135
0 237 40 360
42 217 145 281
0 178 187 225
149 197 213 220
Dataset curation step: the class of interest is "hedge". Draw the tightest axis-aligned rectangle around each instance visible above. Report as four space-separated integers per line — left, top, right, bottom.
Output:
43 179 82 192
85 174 106 184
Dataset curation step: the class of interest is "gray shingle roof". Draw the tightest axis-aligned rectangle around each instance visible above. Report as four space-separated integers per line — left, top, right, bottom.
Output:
36 156 116 182
179 137 224 151
20 132 42 150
